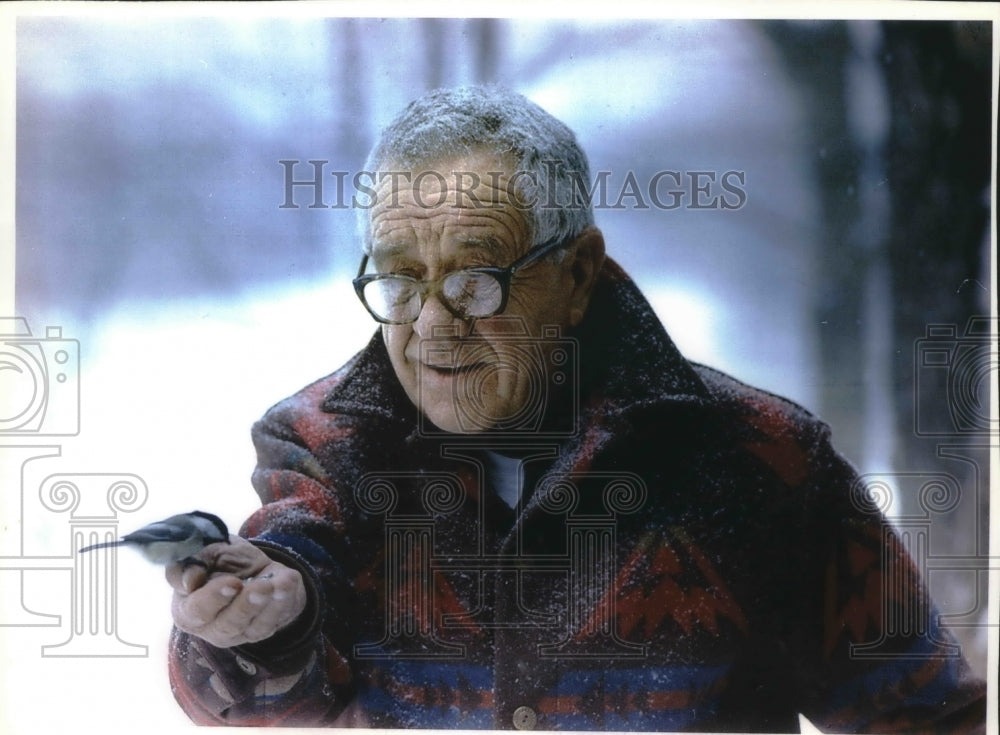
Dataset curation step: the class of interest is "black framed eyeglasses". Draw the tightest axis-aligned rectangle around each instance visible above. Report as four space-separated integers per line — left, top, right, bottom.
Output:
353 235 571 325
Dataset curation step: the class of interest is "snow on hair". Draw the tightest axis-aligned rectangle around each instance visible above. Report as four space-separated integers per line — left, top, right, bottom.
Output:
359 85 594 255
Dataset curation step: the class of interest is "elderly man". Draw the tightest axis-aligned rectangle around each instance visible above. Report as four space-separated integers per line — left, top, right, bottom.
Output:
167 86 985 731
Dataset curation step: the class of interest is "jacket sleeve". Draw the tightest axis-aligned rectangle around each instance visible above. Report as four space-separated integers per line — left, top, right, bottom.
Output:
168 393 361 726
793 425 986 733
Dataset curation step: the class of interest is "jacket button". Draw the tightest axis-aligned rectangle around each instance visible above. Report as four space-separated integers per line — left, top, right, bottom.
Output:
234 655 257 676
512 706 537 730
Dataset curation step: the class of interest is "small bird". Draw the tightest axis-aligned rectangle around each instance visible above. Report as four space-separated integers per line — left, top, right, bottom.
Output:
78 510 230 565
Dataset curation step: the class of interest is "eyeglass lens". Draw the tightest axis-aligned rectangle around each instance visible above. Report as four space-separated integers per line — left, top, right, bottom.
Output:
361 278 423 323
362 270 505 322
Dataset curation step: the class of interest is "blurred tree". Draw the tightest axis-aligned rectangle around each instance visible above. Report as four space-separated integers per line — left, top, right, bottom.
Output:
763 19 991 677
759 21 866 464
880 20 991 473
473 19 500 83
881 22 991 669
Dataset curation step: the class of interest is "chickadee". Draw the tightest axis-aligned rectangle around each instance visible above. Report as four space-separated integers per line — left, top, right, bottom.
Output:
78 510 230 565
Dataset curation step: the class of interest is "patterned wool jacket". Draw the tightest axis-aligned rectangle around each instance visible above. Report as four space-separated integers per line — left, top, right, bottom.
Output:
169 260 985 732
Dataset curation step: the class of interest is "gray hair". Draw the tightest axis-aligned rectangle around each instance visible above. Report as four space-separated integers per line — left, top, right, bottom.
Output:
359 85 594 254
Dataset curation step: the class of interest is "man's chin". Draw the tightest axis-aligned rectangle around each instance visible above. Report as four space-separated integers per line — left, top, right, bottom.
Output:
422 411 494 435
420 400 518 435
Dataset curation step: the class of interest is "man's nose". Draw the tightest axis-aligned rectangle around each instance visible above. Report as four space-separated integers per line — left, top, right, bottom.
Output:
412 292 463 340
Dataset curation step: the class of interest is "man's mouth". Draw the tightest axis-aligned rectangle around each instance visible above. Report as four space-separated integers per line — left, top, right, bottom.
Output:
419 361 482 375
416 343 489 374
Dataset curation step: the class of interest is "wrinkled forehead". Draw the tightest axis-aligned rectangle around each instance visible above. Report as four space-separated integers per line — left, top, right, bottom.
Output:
368 152 532 257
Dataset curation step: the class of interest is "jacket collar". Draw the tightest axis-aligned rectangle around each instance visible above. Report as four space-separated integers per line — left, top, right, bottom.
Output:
574 258 712 411
322 258 713 423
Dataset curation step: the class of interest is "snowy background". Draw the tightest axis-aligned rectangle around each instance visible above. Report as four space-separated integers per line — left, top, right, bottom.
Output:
2 10 993 735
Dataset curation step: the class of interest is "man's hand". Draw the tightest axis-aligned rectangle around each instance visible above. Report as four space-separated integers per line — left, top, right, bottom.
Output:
167 535 307 649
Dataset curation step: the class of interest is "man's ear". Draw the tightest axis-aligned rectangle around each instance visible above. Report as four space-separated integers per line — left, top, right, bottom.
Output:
564 227 606 327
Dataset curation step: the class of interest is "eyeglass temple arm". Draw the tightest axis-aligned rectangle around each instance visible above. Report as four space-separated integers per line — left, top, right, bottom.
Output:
356 254 370 278
507 235 570 275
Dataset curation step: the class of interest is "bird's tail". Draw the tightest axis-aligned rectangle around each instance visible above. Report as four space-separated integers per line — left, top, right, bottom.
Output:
78 540 125 553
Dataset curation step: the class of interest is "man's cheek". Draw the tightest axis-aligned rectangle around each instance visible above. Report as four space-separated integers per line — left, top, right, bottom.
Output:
383 328 414 383
475 368 527 423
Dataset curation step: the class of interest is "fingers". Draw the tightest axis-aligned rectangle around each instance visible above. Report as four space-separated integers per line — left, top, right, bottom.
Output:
238 574 306 643
209 537 271 577
165 562 209 594
172 574 245 640
171 563 307 648
165 535 268 593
